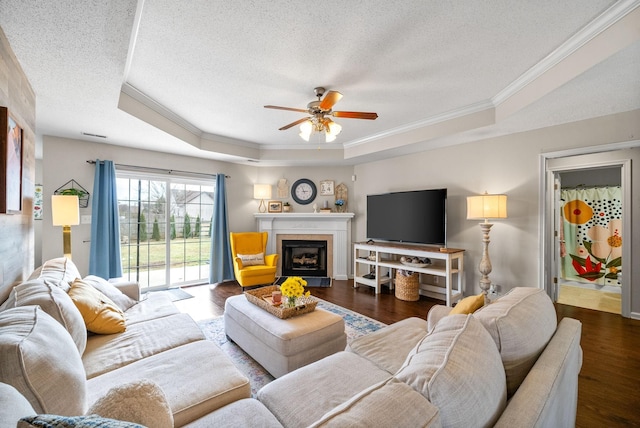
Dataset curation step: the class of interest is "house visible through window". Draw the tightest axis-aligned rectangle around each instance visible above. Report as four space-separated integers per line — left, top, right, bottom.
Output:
116 171 215 290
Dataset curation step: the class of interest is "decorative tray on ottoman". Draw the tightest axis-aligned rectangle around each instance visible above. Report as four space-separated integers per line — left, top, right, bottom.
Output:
244 285 317 319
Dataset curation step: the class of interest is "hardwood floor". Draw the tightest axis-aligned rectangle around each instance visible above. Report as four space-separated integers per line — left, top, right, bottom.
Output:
176 280 640 427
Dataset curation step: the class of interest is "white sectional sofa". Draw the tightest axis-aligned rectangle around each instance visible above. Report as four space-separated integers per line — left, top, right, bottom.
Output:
1 257 582 427
0 258 250 427
210 287 584 427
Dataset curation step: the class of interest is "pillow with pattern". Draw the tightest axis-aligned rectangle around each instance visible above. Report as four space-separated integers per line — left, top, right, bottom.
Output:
18 414 144 427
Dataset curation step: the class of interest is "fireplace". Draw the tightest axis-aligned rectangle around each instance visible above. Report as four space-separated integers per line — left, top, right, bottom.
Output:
255 212 354 280
282 240 328 277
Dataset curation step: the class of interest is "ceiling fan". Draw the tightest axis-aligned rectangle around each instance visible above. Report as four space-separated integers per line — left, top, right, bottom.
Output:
264 87 378 142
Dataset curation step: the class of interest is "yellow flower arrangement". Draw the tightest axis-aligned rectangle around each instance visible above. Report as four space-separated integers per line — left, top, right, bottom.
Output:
280 276 310 307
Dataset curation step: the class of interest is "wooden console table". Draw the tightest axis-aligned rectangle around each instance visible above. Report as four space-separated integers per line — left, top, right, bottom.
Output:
353 241 464 306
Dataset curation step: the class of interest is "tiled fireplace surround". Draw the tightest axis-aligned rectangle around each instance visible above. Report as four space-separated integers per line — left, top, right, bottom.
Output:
254 213 354 280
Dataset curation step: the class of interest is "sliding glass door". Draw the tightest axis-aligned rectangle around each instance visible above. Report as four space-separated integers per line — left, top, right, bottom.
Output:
117 172 214 291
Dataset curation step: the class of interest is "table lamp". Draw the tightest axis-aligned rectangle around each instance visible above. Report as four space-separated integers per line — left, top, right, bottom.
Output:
253 184 272 213
52 195 80 259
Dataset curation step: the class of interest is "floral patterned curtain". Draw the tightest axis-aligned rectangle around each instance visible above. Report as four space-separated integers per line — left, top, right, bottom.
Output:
560 186 622 286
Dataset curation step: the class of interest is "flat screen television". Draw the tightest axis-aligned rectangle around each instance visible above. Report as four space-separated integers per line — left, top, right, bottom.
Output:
366 188 447 246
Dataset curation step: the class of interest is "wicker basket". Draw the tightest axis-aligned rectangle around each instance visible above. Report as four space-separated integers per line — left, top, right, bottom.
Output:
395 272 420 301
245 285 317 319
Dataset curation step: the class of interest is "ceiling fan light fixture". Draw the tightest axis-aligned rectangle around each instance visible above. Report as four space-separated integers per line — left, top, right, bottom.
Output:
325 131 337 143
327 120 342 136
267 87 376 143
299 120 313 141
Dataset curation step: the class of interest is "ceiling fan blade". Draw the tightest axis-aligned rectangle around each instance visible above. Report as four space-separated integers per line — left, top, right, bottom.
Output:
319 91 343 110
264 105 308 113
278 117 310 131
333 111 378 120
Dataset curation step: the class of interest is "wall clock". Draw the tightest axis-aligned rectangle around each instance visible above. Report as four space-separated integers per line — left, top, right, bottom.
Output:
291 178 317 205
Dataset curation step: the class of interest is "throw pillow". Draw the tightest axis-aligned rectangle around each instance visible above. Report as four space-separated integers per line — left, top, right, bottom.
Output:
18 415 144 428
2 279 87 355
28 257 81 291
0 382 36 424
237 252 265 266
449 293 484 315
68 279 126 334
0 306 87 416
81 276 137 312
473 287 557 397
395 314 506 428
88 380 173 428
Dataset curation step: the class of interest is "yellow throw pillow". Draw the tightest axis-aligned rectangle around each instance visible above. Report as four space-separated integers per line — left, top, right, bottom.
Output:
450 293 485 315
68 279 126 334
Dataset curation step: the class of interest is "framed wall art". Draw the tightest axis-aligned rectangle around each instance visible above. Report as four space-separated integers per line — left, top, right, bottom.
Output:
319 180 335 196
1 107 23 214
34 184 43 220
268 200 283 213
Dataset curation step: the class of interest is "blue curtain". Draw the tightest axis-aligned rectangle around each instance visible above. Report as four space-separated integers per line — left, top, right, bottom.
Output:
89 159 122 279
209 174 234 284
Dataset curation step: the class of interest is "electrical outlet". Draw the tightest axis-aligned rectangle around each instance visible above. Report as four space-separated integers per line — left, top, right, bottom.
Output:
492 284 502 293
81 215 92 224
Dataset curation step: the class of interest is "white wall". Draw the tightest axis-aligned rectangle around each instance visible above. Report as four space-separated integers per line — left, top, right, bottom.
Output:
353 109 640 315
41 137 355 276
254 166 355 213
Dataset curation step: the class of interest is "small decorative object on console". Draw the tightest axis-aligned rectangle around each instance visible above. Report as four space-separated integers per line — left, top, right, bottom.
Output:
400 256 432 268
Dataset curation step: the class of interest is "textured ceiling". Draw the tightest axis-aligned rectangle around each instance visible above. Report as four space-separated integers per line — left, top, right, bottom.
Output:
1 0 639 166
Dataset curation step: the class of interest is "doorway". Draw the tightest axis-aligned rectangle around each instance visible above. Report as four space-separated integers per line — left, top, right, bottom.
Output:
555 168 622 314
541 148 632 318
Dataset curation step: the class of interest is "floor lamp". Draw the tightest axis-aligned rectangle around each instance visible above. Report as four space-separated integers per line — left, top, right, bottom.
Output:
467 192 507 304
253 184 272 213
52 195 80 259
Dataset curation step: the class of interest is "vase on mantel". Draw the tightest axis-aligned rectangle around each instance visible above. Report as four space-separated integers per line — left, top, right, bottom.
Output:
336 205 346 213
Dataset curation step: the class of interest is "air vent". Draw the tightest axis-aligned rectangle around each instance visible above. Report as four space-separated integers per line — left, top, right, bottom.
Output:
81 132 107 139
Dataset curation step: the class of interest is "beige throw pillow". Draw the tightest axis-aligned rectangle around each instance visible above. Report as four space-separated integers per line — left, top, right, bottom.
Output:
395 314 506 428
28 257 81 291
0 306 87 415
2 279 87 355
82 275 137 312
237 252 265 266
473 287 557 397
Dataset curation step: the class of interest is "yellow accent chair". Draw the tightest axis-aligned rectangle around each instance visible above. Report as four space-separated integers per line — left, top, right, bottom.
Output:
230 231 278 287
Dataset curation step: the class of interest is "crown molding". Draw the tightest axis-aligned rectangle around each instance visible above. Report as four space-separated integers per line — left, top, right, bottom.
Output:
343 99 494 148
120 83 202 136
493 0 640 106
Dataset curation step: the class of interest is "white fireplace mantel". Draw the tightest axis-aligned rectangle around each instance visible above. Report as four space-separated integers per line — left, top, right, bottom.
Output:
255 213 354 280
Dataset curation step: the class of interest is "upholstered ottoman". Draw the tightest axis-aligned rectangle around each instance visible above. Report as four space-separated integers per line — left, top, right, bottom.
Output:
224 294 347 378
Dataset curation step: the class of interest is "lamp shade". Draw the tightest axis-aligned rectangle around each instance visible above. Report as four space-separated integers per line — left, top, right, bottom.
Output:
51 195 80 226
467 193 507 220
253 184 272 200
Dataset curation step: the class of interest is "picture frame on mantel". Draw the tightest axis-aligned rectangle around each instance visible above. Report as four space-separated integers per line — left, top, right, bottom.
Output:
268 200 282 213
1 107 23 214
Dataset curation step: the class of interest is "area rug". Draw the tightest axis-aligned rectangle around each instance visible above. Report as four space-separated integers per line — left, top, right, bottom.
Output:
274 276 332 287
197 298 386 396
144 287 194 302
